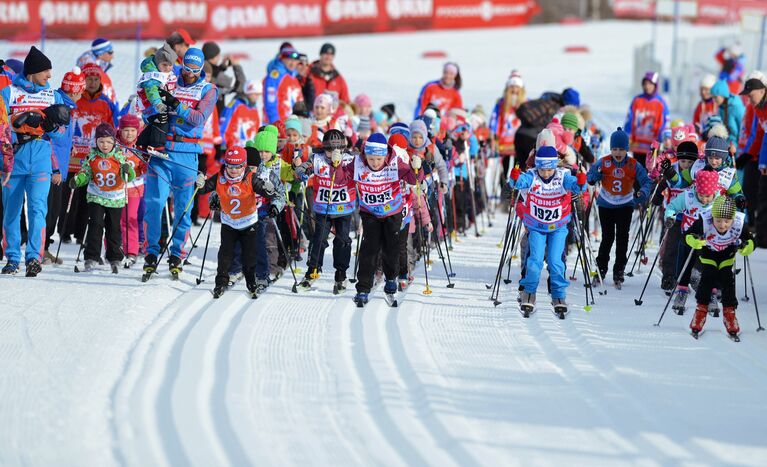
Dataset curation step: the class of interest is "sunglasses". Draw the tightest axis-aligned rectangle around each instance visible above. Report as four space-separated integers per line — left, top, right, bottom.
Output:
226 162 246 170
182 64 201 74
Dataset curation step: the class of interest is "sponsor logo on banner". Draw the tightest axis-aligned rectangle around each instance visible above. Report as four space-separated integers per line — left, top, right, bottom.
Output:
386 0 432 19
435 0 532 21
0 1 30 24
272 3 322 28
157 1 207 23
325 0 377 22
211 4 268 31
94 1 151 26
39 1 89 25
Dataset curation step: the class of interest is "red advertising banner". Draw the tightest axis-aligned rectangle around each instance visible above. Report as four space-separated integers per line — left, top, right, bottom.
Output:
0 0 539 41
613 0 767 23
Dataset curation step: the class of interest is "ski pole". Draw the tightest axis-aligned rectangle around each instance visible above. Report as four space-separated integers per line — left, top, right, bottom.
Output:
350 229 361 284
414 169 432 295
489 190 520 305
185 211 211 264
421 182 453 288
625 206 646 278
309 169 337 279
654 247 696 327
436 190 455 276
196 211 214 285
628 199 658 277
272 216 299 293
741 254 750 302
465 156 481 237
145 186 200 281
504 217 522 284
744 256 764 331
74 223 89 267
54 188 75 264
634 227 671 305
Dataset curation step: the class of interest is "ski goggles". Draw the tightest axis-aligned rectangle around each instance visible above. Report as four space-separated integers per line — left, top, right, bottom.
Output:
182 64 202 74
225 161 247 170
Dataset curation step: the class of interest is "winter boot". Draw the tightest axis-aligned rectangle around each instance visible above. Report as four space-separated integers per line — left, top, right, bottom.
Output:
43 250 63 265
384 279 397 295
255 278 269 295
353 292 369 307
672 286 689 315
613 269 625 289
297 270 315 290
708 289 720 317
25 259 42 277
123 255 137 269
660 274 675 292
110 261 121 274
1 261 20 275
690 303 708 335
228 271 243 287
552 298 568 318
212 285 226 299
398 274 409 291
82 259 97 272
143 254 158 273
168 255 182 279
723 306 740 336
246 281 258 299
519 291 536 317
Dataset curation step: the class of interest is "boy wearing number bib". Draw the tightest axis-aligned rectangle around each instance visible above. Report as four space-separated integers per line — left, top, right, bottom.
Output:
342 133 420 304
587 127 652 286
69 123 135 272
508 146 586 313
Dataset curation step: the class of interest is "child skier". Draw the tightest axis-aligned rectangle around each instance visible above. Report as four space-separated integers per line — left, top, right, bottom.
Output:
135 43 177 149
684 133 745 205
69 123 135 272
685 196 754 340
299 129 356 293
198 147 276 299
663 166 720 314
117 114 146 267
344 132 420 306
587 127 652 288
508 145 587 318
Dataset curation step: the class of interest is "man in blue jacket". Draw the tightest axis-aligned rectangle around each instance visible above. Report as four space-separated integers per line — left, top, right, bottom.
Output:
1 46 70 276
143 48 217 278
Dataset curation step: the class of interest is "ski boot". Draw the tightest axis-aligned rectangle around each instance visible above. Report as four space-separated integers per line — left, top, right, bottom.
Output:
690 303 708 339
398 274 409 292
383 279 398 306
228 271 243 288
613 269 625 290
353 292 369 307
1 261 19 275
168 255 182 280
142 254 158 281
297 270 316 292
519 291 536 318
708 289 720 317
212 285 226 299
672 286 689 315
255 278 269 295
723 306 740 342
25 259 42 277
552 298 568 319
246 282 259 299
42 250 63 266
110 261 121 274
123 255 137 269
660 274 674 292
333 270 347 295
79 259 97 273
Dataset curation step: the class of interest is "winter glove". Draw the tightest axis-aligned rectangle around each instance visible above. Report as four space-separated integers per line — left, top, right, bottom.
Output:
739 239 755 257
664 217 676 229
634 191 647 206
331 149 343 166
154 102 168 114
660 159 676 181
735 196 747 210
68 176 78 189
411 155 422 170
159 89 180 110
685 234 706 250
42 104 71 128
501 181 513 200
576 172 587 186
195 172 206 189
268 205 280 218
208 192 221 211
255 178 276 197
442 138 453 158
510 166 521 182
12 111 43 129
120 163 132 179
295 161 311 179
426 222 434 233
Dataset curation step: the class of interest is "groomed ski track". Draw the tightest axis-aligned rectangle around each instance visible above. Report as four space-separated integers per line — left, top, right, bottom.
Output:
82 217 767 467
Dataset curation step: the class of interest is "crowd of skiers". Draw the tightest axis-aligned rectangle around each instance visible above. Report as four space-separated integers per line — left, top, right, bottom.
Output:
0 34 762 338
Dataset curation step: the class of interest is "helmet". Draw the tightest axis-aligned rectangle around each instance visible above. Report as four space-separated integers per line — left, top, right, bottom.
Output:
322 129 346 150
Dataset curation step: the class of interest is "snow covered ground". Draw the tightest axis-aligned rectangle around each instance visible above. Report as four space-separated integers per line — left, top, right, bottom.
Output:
1 20 766 467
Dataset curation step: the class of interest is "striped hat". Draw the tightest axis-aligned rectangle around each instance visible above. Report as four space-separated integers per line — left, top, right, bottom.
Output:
535 145 559 169
91 38 113 57
364 133 388 157
711 195 736 219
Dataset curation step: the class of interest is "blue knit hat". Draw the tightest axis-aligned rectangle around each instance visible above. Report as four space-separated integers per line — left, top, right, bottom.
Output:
389 122 411 140
91 38 113 57
535 146 559 169
562 88 580 107
364 133 388 157
285 117 302 134
610 127 630 150
705 136 729 157
710 80 730 98
183 48 205 71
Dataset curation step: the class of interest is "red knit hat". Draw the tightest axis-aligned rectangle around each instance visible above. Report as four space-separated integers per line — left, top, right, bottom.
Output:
224 147 247 166
119 114 141 131
81 62 102 78
695 167 719 196
61 67 85 94
273 120 287 139
388 133 408 150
